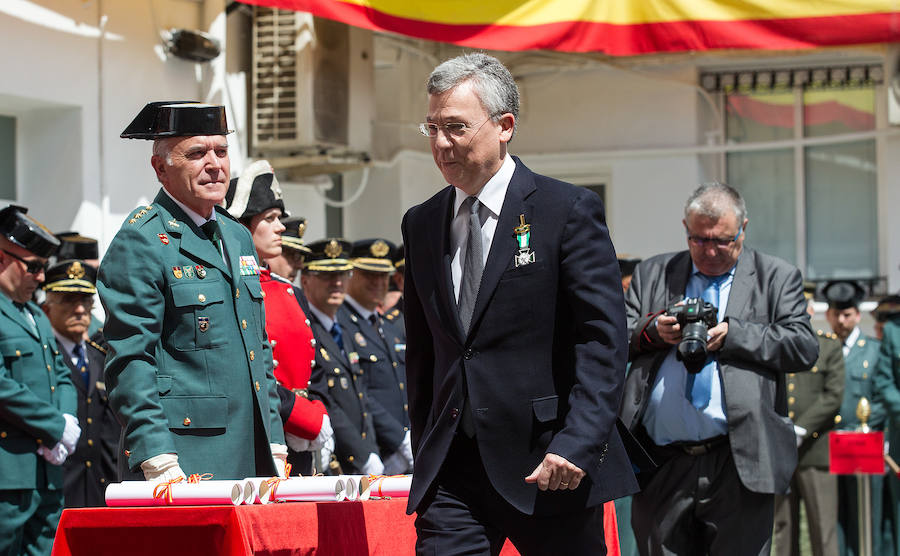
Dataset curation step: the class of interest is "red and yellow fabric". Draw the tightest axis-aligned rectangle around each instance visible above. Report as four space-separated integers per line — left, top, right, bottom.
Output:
237 0 900 55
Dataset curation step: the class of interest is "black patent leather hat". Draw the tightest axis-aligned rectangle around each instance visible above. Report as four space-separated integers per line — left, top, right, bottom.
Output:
120 101 232 139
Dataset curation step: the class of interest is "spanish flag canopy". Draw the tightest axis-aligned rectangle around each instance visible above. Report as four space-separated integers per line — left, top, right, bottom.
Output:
237 0 899 55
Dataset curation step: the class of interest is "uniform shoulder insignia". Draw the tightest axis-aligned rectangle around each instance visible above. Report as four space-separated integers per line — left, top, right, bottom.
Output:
88 339 108 354
384 312 394 321
126 204 157 227
817 329 825 336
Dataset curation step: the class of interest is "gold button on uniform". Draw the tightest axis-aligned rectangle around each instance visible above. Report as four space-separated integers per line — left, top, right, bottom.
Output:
249 350 255 361
85 461 92 468
15 350 20 357
0 431 6 438
235 289 240 298
46 365 51 371
399 383 405 390
87 439 93 446
87 418 93 424
369 355 377 362
255 381 261 392
358 392 363 399
788 396 796 405
86 397 91 404
348 455 355 462
789 411 795 419
811 366 818 373
50 386 55 392
242 320 247 329
183 417 192 426
198 294 206 303
361 432 367 439
835 415 842 424
788 383 795 392
392 362 398 368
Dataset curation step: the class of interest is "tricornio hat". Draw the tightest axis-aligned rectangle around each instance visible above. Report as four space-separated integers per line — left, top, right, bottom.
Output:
823 280 866 310
42 259 97 294
224 160 288 220
351 239 396 273
0 205 59 259
121 101 232 139
55 232 99 260
281 216 311 255
304 239 353 272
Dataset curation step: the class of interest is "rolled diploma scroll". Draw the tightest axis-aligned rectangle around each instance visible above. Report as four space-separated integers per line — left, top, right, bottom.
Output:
264 476 346 503
339 476 359 500
105 480 244 506
358 475 412 500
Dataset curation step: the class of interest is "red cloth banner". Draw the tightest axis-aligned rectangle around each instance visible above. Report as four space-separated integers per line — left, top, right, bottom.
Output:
829 431 885 475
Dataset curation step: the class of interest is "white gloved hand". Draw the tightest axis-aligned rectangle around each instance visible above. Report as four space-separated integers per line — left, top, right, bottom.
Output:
361 452 385 476
793 424 808 448
400 430 413 468
37 442 69 466
61 414 81 454
383 450 407 475
318 440 334 474
271 443 288 478
285 432 310 452
140 453 187 483
309 415 333 451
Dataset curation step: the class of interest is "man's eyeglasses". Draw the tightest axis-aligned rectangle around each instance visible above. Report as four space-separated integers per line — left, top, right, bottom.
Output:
685 227 743 249
2 250 47 274
418 118 490 138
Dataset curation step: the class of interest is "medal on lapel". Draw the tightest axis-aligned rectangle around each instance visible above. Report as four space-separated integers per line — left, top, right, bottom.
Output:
198 316 210 332
513 214 536 267
182 265 195 279
354 332 367 347
196 265 206 279
172 266 183 279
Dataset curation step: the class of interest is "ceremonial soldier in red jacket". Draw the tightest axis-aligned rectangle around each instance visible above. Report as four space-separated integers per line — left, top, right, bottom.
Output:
226 160 333 475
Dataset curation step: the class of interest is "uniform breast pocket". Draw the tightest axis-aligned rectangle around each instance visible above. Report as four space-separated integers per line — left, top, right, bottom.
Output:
0 338 34 382
168 281 228 351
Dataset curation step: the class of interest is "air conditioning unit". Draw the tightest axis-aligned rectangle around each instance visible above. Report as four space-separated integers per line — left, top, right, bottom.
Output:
251 8 373 170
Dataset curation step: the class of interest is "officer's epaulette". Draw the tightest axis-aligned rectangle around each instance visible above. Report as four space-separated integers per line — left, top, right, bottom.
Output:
384 308 400 321
126 204 157 227
88 339 108 355
816 329 839 340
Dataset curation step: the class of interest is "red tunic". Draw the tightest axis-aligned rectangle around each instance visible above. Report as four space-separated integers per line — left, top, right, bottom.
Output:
260 268 326 440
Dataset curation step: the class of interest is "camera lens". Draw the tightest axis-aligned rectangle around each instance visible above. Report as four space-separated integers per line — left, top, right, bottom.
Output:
678 322 709 373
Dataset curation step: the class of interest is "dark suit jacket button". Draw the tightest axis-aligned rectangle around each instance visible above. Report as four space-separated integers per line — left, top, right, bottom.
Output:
451 408 459 419
464 349 474 360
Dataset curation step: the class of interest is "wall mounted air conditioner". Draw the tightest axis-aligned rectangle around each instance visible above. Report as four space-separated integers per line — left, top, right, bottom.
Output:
251 7 373 168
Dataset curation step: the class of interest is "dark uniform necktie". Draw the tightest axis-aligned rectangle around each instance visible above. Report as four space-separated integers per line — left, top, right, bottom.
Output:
200 220 222 256
458 196 485 334
73 343 89 391
330 322 345 354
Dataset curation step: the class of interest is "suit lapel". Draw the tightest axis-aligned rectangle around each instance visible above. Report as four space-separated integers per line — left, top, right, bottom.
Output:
428 187 464 340
155 193 232 278
723 249 756 321
467 161 536 339
664 252 693 307
311 313 352 368
0 296 39 339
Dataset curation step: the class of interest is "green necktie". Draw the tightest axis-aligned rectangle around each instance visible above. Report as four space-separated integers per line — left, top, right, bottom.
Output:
201 220 222 256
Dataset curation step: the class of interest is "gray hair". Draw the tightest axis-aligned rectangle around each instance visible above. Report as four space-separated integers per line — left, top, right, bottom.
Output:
152 138 176 166
427 53 520 136
684 181 747 224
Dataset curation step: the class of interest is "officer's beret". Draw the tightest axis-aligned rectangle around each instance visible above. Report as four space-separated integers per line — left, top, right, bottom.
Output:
225 160 288 221
55 232 99 260
351 239 396 273
0 205 59 259
823 280 866 310
304 239 353 272
121 101 232 139
281 216 311 255
42 259 97 294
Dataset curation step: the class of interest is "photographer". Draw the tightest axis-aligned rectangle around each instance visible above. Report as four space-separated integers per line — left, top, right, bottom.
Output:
619 182 819 555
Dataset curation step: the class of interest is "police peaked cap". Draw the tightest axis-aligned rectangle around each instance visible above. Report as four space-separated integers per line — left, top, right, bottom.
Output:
121 101 232 139
872 295 900 323
225 160 288 220
281 216 311 255
55 231 99 260
351 239 397 273
43 259 97 294
392 243 405 270
303 239 353 272
823 280 866 310
0 205 59 258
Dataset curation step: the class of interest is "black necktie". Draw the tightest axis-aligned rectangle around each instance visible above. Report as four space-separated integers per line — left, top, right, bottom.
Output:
458 196 485 334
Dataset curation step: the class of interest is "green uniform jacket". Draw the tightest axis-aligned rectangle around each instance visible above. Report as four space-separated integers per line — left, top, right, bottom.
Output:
787 330 844 468
875 320 900 462
97 190 284 479
837 332 884 430
0 295 77 490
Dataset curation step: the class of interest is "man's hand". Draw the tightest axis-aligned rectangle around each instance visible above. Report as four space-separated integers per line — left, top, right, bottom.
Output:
362 452 385 476
706 321 728 351
524 453 585 491
37 442 69 466
400 430 414 468
655 314 682 345
308 415 333 451
61 414 81 454
285 432 310 452
271 443 288 478
141 453 187 483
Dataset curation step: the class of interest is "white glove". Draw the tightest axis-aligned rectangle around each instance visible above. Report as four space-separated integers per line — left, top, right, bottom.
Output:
361 452 385 476
309 415 334 451
793 424 807 448
318 440 334 473
400 430 413 468
141 453 187 483
383 450 407 475
271 443 288 478
285 432 310 452
37 442 69 466
61 414 81 454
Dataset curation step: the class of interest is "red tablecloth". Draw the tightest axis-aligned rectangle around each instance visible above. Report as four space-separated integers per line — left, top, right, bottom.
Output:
53 498 619 555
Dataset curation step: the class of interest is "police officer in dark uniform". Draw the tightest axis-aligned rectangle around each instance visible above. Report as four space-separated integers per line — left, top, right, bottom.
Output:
53 233 104 338
340 239 412 474
302 239 383 475
40 260 136 507
382 244 405 331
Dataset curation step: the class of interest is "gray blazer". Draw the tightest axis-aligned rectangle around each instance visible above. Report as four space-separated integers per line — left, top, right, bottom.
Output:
619 247 818 495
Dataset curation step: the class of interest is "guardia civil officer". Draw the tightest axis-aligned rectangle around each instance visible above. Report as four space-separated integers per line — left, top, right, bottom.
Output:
41 260 136 507
97 102 287 482
226 160 333 476
302 239 383 475
340 239 412 474
0 205 79 556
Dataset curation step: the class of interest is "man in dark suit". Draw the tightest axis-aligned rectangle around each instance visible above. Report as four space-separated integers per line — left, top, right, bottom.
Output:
402 53 637 555
619 182 819 555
